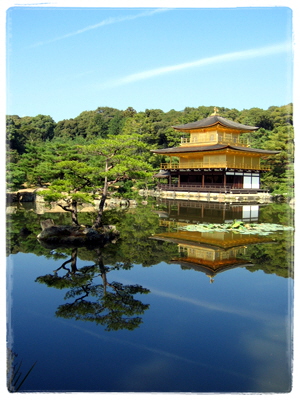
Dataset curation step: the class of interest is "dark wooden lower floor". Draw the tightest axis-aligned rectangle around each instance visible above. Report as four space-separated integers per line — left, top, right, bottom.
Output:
156 169 265 193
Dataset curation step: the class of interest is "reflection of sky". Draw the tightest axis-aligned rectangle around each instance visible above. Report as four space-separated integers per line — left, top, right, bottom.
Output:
241 324 292 392
7 252 292 392
150 287 283 322
58 318 287 392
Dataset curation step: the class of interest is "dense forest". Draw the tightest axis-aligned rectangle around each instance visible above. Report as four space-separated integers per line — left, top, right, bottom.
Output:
6 103 294 200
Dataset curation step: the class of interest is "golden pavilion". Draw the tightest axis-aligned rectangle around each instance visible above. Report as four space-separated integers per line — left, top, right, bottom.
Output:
151 108 278 194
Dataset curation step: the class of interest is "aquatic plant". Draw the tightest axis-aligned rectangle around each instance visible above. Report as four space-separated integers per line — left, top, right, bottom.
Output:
181 220 294 236
7 349 37 392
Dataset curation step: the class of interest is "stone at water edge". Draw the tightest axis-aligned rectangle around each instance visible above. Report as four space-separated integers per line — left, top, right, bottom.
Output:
37 224 119 244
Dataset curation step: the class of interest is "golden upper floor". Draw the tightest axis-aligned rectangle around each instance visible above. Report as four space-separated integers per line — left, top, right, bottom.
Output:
180 131 249 147
173 114 257 148
151 114 279 170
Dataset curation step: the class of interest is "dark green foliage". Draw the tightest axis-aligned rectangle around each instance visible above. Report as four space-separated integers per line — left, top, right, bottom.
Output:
9 200 293 330
243 231 294 278
6 104 294 195
53 118 79 139
6 114 55 154
110 204 178 267
107 110 125 136
6 209 74 257
6 162 27 190
237 107 274 130
259 202 294 226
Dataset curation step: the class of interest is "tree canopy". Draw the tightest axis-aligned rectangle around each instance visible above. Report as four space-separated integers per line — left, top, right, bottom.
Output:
6 103 294 197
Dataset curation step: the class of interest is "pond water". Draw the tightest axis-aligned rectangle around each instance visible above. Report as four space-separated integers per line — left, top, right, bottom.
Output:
6 199 294 393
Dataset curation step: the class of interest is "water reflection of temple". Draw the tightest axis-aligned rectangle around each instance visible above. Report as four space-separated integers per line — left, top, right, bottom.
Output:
153 201 271 282
156 199 260 224
154 229 272 283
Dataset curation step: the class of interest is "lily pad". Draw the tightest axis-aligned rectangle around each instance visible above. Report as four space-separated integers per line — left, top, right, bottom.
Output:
181 221 293 236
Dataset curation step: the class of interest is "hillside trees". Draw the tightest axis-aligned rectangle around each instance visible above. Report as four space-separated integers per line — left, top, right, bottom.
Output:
6 115 23 153
237 107 274 130
267 103 293 127
6 114 55 154
7 104 293 154
181 106 213 124
53 107 123 139
53 119 79 139
260 125 294 195
6 103 294 196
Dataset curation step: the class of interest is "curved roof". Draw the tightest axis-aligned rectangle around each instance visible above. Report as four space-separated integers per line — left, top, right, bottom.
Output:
173 115 258 131
151 144 279 155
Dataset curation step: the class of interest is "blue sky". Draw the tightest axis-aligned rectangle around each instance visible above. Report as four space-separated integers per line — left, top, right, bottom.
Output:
5 3 294 122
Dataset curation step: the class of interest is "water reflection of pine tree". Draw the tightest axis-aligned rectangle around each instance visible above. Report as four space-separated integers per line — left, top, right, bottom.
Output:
35 248 150 331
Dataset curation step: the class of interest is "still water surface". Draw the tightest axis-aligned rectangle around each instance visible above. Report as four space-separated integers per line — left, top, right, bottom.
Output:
6 200 294 393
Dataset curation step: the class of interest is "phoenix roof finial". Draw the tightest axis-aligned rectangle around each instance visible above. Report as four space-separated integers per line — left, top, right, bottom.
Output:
211 107 219 116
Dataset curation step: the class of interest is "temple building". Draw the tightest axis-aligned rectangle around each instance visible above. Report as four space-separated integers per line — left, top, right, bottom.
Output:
153 228 271 283
151 109 278 197
156 199 260 224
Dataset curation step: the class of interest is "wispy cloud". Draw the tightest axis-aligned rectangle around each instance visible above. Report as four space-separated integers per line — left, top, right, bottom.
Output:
102 42 291 88
63 319 266 386
59 309 277 389
150 287 281 322
29 8 170 48
109 277 281 322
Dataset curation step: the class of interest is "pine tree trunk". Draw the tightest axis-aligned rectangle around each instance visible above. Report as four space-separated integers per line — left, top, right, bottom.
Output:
70 248 78 273
57 200 79 226
70 200 79 226
93 175 108 229
97 250 107 296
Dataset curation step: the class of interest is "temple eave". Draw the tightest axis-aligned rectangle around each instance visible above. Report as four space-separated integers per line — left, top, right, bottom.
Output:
151 145 279 155
160 165 271 171
172 115 259 131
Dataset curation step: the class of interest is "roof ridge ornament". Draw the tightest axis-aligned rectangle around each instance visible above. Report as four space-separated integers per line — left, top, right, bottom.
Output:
211 107 219 116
